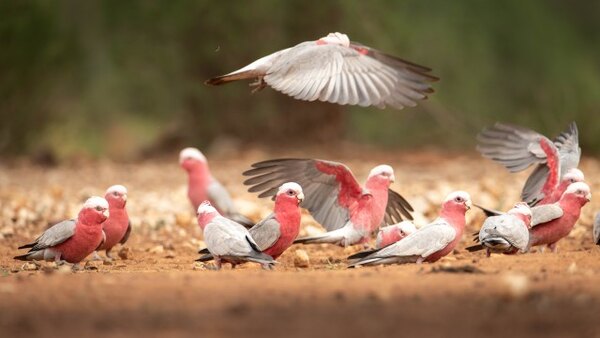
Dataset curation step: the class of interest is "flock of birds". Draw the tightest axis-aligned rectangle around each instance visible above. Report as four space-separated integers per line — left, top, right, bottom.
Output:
12 32 600 270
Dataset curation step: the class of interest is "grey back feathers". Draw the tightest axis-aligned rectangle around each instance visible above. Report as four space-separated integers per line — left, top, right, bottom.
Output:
249 214 281 251
21 219 77 252
530 204 564 227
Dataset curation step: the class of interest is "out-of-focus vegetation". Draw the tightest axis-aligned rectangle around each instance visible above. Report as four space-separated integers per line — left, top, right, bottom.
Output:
1 0 599 158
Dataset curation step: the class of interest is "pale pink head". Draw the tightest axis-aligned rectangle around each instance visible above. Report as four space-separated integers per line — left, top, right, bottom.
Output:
317 32 350 47
507 202 532 227
561 182 592 205
196 201 219 230
105 185 128 209
366 164 395 188
397 221 417 237
179 147 208 173
79 196 109 225
441 191 472 215
562 168 584 185
275 182 304 206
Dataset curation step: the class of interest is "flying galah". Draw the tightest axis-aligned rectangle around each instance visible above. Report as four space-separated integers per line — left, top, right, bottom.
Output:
527 182 591 252
14 196 109 267
197 182 304 263
205 32 438 110
376 221 417 249
477 122 580 206
347 191 471 267
593 212 600 245
243 158 413 247
196 201 276 269
94 185 131 261
466 203 532 256
180 147 253 227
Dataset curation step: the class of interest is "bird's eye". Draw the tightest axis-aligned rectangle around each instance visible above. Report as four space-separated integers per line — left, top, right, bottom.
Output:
95 206 103 211
287 190 295 195
455 197 463 202
113 192 119 196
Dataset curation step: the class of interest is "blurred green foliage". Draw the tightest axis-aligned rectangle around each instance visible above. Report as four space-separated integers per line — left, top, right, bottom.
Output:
1 0 599 158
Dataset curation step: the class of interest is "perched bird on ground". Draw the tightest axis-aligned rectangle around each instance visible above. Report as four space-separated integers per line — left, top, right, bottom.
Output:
93 185 131 261
206 32 438 110
593 212 600 245
14 197 109 268
376 221 417 249
466 203 532 256
196 202 276 270
243 158 413 247
347 191 471 267
197 182 304 263
477 122 580 206
180 147 253 227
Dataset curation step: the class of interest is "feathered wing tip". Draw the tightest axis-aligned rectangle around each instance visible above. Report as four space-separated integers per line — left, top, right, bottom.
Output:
205 70 263 86
198 247 210 254
474 204 503 217
347 248 379 260
13 253 31 261
18 243 35 250
195 253 214 262
293 233 337 245
465 244 485 252
228 213 254 229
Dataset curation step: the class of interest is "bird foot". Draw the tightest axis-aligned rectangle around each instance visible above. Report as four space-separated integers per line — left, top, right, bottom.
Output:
204 263 220 271
91 252 103 261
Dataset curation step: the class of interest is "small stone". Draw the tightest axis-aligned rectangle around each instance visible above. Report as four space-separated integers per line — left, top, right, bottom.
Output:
118 247 131 260
192 262 206 270
567 262 577 274
164 252 176 259
22 262 39 271
175 212 192 227
293 249 310 268
149 245 164 254
103 260 113 266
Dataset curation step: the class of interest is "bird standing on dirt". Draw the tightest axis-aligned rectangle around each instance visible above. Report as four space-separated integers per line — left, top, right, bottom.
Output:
375 221 417 249
94 185 131 261
205 32 438 110
180 147 253 227
197 182 304 263
347 191 471 267
14 196 109 269
243 158 413 247
196 201 276 270
466 203 532 256
477 122 581 206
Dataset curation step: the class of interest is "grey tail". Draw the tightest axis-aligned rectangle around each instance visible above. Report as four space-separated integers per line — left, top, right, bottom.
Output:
198 247 210 255
13 253 31 261
195 253 214 262
293 233 339 245
205 70 262 86
18 242 35 250
474 204 502 217
465 244 485 252
246 252 276 265
347 249 378 260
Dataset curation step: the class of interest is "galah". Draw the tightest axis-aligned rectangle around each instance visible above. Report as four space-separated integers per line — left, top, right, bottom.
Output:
196 201 276 270
205 32 438 110
180 147 253 227
527 182 591 252
243 158 413 247
197 182 304 262
477 122 580 206
347 191 471 267
593 212 600 245
466 202 532 256
376 221 417 249
14 196 108 267
94 185 131 261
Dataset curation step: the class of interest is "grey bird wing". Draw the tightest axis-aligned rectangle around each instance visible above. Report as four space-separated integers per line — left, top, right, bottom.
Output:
244 158 412 231
371 219 455 259
480 215 529 250
384 189 414 224
249 214 281 251
264 42 437 110
554 122 581 174
19 219 77 251
204 216 255 257
119 220 132 245
207 180 236 214
593 212 600 245
530 204 564 227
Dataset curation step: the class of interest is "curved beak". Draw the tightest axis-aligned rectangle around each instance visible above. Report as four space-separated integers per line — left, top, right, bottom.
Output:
586 192 592 202
102 209 109 219
122 194 128 202
465 200 472 210
390 174 396 183
297 192 305 203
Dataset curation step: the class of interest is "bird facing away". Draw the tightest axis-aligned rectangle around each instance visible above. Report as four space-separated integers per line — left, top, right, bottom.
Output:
14 196 109 268
180 147 253 227
206 32 438 110
348 191 472 267
477 122 581 206
376 221 417 249
94 185 131 261
243 158 413 247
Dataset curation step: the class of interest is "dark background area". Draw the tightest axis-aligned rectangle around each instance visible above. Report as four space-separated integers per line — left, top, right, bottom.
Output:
1 0 599 159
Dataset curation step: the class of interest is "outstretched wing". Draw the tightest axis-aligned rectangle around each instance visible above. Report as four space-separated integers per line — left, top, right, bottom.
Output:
384 189 414 224
249 214 281 251
554 122 581 174
264 42 437 110
244 159 363 231
19 219 77 252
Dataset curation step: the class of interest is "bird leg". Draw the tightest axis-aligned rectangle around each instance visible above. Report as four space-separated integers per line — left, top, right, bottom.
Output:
486 249 491 258
261 263 274 271
416 257 425 264
214 257 222 271
91 251 103 261
71 263 83 272
54 253 65 266
548 242 558 253
249 77 266 93
105 249 115 262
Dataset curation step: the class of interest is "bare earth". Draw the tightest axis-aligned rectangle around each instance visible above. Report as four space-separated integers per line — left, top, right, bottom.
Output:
1 149 600 338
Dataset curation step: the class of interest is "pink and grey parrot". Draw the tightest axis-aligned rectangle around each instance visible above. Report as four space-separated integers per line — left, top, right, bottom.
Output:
466 202 532 256
375 221 417 249
348 191 471 267
593 212 600 246
180 147 253 227
206 32 438 110
14 196 109 267
243 158 413 247
196 201 276 270
94 185 131 261
197 182 304 263
477 122 581 206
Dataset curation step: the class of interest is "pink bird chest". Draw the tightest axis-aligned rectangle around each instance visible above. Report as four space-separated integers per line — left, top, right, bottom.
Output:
187 172 211 210
264 207 301 259
54 224 104 263
351 189 388 233
530 210 580 246
98 208 129 250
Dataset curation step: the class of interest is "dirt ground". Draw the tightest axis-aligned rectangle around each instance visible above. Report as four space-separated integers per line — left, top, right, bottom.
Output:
1 149 600 338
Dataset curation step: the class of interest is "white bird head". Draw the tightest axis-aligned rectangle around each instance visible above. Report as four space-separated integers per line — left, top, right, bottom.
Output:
179 147 207 164
318 32 350 47
508 202 532 218
444 191 472 210
368 164 395 183
197 201 217 216
563 168 584 184
398 221 417 236
564 182 591 202
277 182 304 203
83 196 109 218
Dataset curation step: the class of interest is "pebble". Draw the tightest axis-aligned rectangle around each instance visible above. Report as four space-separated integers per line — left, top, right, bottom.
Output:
294 249 310 268
118 247 131 260
22 262 39 271
149 245 164 254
